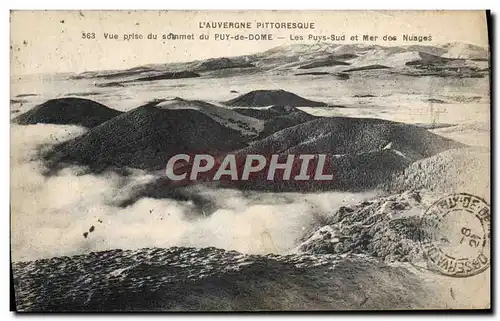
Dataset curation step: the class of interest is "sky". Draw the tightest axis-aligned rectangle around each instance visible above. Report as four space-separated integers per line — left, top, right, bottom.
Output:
10 10 489 75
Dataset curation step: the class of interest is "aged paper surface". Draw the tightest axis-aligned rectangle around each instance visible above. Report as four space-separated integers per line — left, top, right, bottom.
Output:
10 10 490 311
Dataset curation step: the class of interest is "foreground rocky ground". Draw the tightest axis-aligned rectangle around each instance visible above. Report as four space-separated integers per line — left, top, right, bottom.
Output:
12 189 490 311
11 248 450 311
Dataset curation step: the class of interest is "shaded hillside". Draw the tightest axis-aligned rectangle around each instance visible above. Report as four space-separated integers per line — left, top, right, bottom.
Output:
232 108 278 120
259 111 318 138
336 73 350 80
45 105 247 172
297 57 351 69
13 98 123 128
353 94 376 98
232 105 318 138
233 105 314 121
217 149 413 192
71 66 158 80
224 90 328 107
216 117 465 192
134 71 200 82
344 65 390 72
121 146 405 203
95 71 200 87
384 147 490 199
401 69 485 78
13 247 444 311
153 98 263 135
15 93 38 98
295 72 330 76
194 57 255 71
241 117 464 157
95 82 125 88
135 116 467 194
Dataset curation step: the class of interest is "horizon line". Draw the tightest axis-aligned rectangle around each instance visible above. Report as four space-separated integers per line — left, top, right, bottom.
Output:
12 40 489 78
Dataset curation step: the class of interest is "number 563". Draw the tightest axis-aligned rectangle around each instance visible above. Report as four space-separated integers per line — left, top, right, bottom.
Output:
82 32 95 39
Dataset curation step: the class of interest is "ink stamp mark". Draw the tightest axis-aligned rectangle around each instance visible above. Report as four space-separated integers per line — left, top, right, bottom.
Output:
419 193 490 278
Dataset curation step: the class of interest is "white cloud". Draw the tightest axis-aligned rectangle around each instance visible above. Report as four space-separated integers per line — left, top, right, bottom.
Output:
11 124 376 261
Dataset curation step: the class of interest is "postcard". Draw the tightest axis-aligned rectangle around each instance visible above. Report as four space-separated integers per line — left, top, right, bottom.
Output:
10 10 491 311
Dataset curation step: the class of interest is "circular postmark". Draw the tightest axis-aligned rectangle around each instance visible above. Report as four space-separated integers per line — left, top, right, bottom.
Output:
419 193 490 278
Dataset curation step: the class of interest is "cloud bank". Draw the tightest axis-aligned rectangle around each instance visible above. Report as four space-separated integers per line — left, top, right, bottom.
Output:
11 124 377 261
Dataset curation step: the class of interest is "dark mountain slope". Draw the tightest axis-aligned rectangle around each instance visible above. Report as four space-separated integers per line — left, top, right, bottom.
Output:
232 108 276 120
232 105 318 138
133 71 200 82
45 104 247 172
215 117 465 192
194 57 255 71
384 147 490 198
129 116 466 195
241 117 463 157
259 111 318 138
343 65 390 72
233 105 316 121
224 90 328 107
298 57 351 69
13 98 123 128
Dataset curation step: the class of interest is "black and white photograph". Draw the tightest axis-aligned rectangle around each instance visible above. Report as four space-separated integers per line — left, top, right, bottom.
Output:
10 10 491 311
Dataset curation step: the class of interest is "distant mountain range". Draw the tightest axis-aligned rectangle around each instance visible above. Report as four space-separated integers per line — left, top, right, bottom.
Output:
69 42 489 85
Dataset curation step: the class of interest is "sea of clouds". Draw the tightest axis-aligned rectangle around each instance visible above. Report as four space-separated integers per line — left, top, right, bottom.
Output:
11 124 377 261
